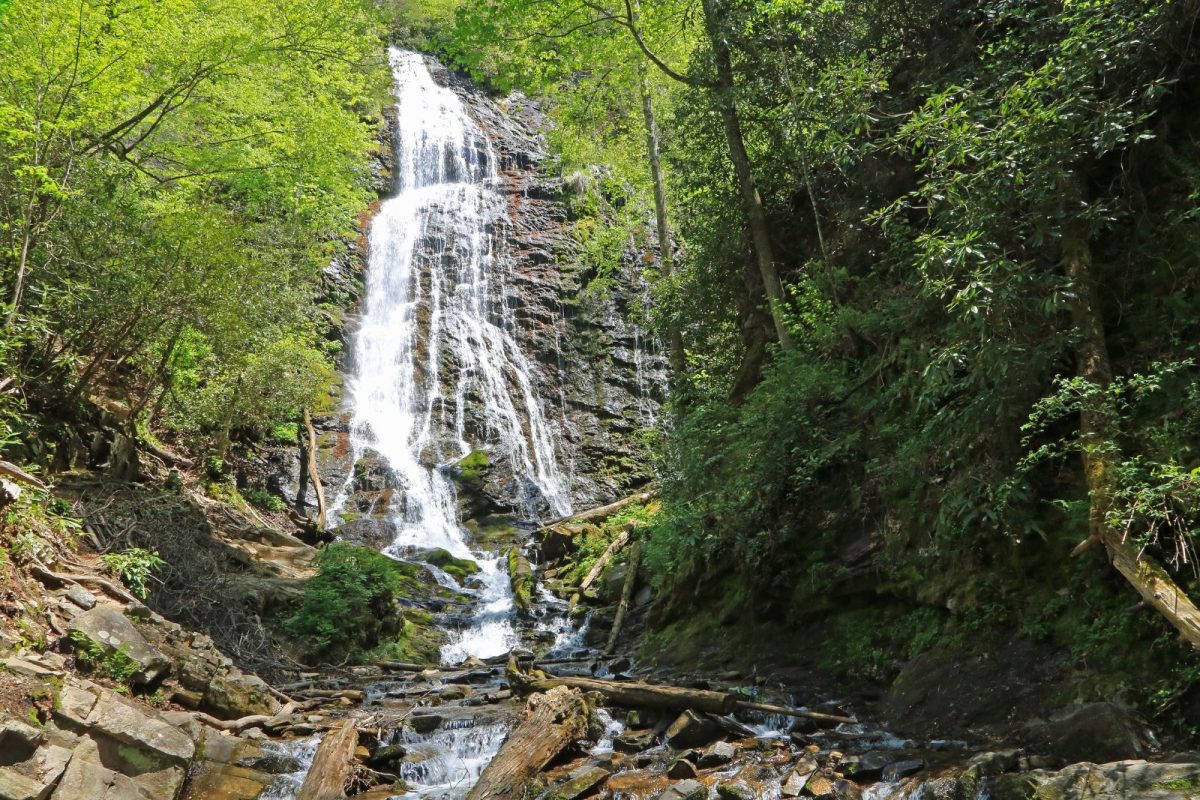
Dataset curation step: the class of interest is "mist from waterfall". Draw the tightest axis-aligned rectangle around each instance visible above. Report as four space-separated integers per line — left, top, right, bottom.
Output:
337 48 572 663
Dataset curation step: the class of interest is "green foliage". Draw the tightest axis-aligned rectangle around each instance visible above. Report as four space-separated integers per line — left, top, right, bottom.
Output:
100 548 165 599
0 0 387 451
69 631 139 685
284 543 415 661
245 489 287 513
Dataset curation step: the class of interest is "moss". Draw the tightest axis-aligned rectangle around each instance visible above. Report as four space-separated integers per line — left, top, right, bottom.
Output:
1152 776 1200 791
420 547 480 581
508 547 534 611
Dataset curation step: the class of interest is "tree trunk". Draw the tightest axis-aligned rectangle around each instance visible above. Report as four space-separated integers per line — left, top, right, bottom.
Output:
509 666 736 715
639 78 687 380
297 720 358 800
303 408 327 531
701 0 793 350
1062 176 1200 649
543 491 655 528
604 541 641 654
466 686 592 800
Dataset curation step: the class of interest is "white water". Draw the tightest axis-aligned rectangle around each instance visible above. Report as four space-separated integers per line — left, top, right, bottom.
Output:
338 48 573 663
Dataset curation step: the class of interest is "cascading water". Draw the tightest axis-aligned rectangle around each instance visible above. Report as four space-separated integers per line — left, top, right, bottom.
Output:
337 48 572 664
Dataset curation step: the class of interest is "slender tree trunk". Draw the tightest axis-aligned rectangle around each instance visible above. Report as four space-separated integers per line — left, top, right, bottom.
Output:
700 0 793 350
1062 175 1200 649
639 79 687 380
303 408 327 531
7 216 36 329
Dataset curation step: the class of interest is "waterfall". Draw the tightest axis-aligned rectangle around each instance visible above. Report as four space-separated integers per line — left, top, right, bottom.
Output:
338 48 572 663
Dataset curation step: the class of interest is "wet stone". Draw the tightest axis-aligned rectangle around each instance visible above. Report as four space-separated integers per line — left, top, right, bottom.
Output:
655 778 708 800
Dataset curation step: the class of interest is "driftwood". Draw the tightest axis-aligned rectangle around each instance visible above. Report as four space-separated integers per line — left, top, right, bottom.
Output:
298 719 358 800
579 527 632 592
379 661 436 672
544 491 656 528
604 541 641 654
466 686 592 800
302 409 327 531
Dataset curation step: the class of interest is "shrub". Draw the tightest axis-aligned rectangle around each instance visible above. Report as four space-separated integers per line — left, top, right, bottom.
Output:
245 488 286 513
284 543 414 661
100 548 164 599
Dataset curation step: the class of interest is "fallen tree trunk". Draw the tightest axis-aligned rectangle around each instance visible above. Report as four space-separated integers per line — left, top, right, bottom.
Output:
733 701 855 725
604 541 641 654
298 719 358 800
467 686 592 800
0 460 46 489
509 665 736 716
511 662 856 724
544 491 655 528
579 527 632 592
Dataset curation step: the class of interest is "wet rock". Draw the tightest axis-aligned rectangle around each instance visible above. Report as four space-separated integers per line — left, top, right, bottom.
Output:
537 764 610 800
654 779 707 800
667 758 699 779
990 759 1200 800
614 729 658 753
68 607 171 685
716 781 756 800
1022 702 1152 764
803 772 836 798
964 750 1020 778
698 742 737 768
410 714 443 734
881 760 925 782
665 710 723 749
365 743 407 767
782 769 813 797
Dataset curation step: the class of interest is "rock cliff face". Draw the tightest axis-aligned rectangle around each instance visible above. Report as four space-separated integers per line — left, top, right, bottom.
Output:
299 55 666 537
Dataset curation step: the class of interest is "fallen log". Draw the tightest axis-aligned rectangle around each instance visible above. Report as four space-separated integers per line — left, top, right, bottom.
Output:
579 527 632 592
604 541 641 654
0 460 46 489
509 665 736 716
511 663 857 724
543 491 656 528
379 661 436 672
298 719 358 800
466 686 592 800
30 562 141 605
733 701 855 725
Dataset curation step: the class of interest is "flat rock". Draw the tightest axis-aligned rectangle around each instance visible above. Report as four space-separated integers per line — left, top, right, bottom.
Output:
667 758 698 779
655 779 707 800
86 689 196 764
614 729 658 753
1 658 57 680
991 759 1200 800
538 764 610 800
410 714 442 734
68 607 170 685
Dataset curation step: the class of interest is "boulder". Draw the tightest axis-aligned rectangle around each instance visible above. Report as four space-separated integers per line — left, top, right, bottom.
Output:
365 744 407 768
1022 702 1152 764
410 714 443 734
0 720 45 762
65 586 97 611
202 671 278 719
68 607 170 685
698 742 737 768
667 758 698 779
87 692 195 765
0 745 71 800
992 759 1200 800
614 729 658 753
654 779 708 800
665 711 723 749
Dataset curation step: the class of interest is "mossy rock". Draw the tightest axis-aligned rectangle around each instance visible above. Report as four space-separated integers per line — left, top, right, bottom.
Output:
415 548 480 582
